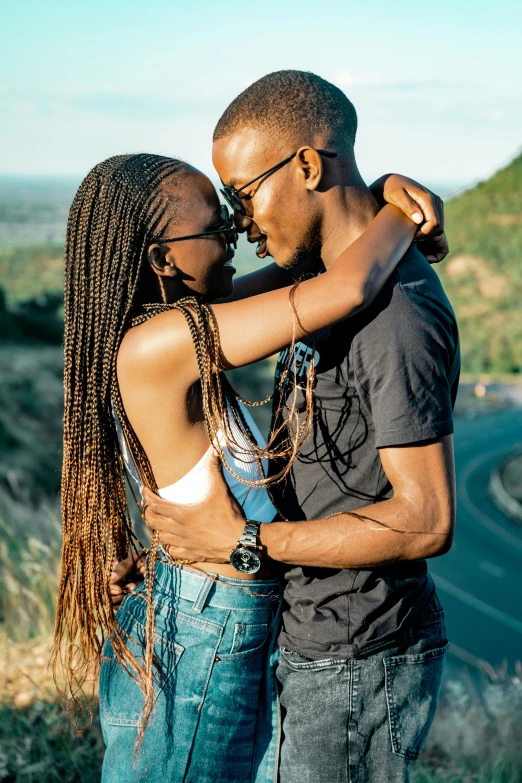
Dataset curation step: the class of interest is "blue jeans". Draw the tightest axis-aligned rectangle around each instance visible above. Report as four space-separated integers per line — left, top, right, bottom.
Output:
276 591 448 783
99 554 282 783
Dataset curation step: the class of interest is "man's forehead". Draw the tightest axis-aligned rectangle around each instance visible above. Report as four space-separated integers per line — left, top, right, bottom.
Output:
213 127 285 187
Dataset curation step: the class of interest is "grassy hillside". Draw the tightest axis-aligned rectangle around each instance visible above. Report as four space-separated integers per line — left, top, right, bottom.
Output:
437 152 522 374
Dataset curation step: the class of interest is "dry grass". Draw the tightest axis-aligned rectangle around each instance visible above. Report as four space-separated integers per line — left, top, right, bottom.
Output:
0 635 105 782
413 671 522 782
0 481 521 781
0 493 105 782
1 631 521 783
0 490 61 640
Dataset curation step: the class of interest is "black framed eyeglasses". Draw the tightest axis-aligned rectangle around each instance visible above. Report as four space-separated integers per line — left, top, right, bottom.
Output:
220 149 337 216
151 204 238 248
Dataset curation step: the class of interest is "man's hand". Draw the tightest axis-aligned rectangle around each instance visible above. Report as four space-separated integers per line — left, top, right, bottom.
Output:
370 174 448 264
109 550 146 607
142 455 246 564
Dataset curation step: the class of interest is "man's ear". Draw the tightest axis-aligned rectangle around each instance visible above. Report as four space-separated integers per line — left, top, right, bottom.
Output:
147 243 177 278
295 147 324 192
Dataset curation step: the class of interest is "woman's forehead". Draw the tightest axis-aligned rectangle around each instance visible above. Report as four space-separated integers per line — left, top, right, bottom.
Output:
160 169 218 207
158 173 220 231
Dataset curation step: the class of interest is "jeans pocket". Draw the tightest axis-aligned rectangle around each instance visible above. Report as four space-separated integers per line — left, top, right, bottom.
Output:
280 647 343 672
99 608 184 727
384 641 449 760
229 622 269 654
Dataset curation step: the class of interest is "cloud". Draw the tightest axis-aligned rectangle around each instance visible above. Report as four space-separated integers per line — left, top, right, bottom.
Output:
332 73 520 129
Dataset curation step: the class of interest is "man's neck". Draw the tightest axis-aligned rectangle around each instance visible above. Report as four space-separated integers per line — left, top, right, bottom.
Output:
320 184 380 270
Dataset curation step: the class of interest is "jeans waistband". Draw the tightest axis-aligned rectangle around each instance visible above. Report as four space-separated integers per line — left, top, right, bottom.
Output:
151 550 281 612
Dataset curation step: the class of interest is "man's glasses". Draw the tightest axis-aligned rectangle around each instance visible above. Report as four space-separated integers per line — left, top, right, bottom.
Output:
220 149 337 217
151 204 238 248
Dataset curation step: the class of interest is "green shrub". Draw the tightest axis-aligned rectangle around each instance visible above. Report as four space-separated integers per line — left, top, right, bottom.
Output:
0 344 63 501
0 287 63 344
0 243 64 305
0 699 104 783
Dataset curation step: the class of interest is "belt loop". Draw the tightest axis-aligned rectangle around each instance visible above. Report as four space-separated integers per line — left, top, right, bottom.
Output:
192 575 213 613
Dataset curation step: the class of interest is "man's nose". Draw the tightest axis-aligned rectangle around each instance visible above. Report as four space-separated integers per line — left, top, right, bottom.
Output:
234 210 253 233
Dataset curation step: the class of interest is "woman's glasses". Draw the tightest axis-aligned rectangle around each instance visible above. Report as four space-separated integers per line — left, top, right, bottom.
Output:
220 149 337 217
152 204 238 248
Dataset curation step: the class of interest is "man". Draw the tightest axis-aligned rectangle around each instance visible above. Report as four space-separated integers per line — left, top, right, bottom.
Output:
115 71 459 782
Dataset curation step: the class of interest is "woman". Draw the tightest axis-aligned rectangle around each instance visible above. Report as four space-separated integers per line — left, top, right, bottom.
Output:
53 153 432 782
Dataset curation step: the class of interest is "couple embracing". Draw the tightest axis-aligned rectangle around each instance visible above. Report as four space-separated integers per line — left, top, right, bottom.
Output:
54 70 459 783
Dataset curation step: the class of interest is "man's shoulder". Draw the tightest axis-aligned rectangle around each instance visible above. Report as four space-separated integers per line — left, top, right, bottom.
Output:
395 246 453 307
344 247 460 403
355 246 456 337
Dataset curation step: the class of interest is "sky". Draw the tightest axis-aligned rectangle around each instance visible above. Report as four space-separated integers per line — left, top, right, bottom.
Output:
1 0 521 192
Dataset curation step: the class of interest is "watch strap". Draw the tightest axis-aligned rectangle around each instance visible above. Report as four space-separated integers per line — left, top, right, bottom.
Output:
238 521 260 549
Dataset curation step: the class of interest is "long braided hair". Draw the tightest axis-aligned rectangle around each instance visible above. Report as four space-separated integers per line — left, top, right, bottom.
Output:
52 153 316 741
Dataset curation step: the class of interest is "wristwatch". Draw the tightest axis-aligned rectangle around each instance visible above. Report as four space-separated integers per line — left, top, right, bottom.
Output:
230 521 262 574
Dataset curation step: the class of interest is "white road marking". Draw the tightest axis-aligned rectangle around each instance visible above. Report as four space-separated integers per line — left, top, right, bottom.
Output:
458 444 522 552
433 574 522 634
478 559 506 579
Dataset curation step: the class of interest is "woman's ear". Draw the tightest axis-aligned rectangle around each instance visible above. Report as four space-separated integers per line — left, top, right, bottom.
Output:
147 243 177 278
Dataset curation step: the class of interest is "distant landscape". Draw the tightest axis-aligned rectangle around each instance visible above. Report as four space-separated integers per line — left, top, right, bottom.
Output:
1 157 521 503
2 157 521 364
0 160 521 781
1 155 521 504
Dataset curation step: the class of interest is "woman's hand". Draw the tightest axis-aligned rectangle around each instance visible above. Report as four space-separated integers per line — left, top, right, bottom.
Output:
109 550 146 607
369 174 448 263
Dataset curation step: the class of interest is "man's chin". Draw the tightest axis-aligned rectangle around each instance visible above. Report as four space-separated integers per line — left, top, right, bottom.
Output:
278 250 323 275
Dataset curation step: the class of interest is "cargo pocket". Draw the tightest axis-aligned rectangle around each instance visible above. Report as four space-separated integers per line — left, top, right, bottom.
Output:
99 609 184 727
384 641 448 760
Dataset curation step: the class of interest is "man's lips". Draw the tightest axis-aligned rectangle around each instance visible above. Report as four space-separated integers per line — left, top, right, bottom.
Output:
256 238 268 259
249 234 268 259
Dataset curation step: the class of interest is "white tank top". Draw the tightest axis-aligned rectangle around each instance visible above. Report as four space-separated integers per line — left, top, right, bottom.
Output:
114 401 276 523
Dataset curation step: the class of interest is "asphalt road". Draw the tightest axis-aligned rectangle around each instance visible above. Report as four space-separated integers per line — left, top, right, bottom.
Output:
429 408 522 676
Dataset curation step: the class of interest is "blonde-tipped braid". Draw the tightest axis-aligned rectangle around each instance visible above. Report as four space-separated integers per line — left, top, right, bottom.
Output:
53 153 315 752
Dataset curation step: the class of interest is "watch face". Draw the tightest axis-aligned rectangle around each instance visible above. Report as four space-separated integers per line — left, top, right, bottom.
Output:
230 547 261 575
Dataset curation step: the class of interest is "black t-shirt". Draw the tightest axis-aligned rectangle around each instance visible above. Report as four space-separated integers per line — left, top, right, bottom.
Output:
270 247 460 659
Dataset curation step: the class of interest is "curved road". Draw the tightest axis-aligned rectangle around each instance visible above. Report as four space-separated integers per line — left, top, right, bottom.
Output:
429 408 522 676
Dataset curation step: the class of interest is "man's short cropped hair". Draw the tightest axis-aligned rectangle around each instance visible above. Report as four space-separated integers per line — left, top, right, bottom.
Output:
213 70 358 154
